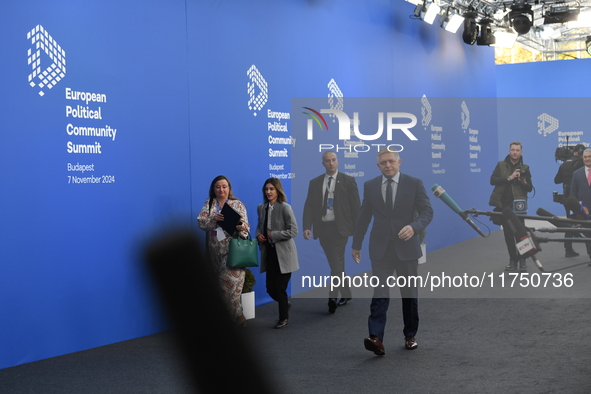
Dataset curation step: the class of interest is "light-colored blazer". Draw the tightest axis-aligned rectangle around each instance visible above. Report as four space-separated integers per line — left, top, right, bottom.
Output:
256 201 299 274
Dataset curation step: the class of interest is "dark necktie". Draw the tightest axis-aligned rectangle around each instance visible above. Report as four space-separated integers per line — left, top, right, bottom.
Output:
323 176 333 216
386 178 393 213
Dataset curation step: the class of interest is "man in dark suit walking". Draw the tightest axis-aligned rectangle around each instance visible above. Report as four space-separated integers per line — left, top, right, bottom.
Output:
352 148 432 355
303 151 361 313
569 148 591 261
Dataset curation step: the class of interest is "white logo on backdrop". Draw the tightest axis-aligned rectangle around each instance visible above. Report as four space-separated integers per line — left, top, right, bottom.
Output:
327 78 344 123
421 95 432 127
27 25 66 97
537 113 559 137
461 101 470 131
247 65 268 116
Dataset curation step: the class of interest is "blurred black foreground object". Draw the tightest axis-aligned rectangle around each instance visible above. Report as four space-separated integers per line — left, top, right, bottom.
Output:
144 228 275 394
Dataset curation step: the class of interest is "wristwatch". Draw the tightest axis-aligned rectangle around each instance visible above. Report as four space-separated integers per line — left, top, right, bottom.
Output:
507 176 511 181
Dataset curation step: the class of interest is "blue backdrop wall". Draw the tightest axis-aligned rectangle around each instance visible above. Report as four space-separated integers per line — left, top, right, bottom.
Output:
186 0 498 301
0 0 191 370
496 59 591 218
1 0 496 369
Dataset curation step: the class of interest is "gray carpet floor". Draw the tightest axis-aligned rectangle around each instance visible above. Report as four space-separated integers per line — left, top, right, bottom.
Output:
2 229 590 393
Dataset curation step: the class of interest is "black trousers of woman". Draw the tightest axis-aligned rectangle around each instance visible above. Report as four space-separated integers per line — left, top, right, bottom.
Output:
264 244 291 321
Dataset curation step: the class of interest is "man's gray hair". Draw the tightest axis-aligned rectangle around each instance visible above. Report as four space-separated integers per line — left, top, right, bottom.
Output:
377 147 400 162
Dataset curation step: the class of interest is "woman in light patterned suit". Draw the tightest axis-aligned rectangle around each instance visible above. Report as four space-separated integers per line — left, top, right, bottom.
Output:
198 175 250 327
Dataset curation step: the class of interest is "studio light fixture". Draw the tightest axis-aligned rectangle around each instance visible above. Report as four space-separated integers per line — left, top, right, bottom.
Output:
543 4 579 24
509 4 534 35
568 11 591 28
491 30 518 48
477 19 495 46
421 1 441 25
441 9 465 33
462 12 479 45
540 26 561 40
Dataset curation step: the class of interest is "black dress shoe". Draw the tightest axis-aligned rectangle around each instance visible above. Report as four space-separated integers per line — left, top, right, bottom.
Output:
328 298 337 313
337 298 351 306
505 260 517 271
404 336 418 350
274 320 288 329
364 336 385 356
565 249 580 258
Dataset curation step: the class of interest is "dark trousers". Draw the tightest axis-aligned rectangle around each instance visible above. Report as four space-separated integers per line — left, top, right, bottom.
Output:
501 214 525 262
581 225 591 257
564 232 576 251
502 225 519 262
264 244 291 321
368 240 419 342
318 221 351 299
563 206 578 251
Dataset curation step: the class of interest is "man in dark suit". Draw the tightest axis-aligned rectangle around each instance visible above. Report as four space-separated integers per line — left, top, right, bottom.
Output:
352 148 432 355
554 144 585 257
303 151 361 313
569 148 591 261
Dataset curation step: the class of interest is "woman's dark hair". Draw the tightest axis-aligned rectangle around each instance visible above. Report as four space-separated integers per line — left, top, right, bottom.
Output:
208 175 236 204
262 177 286 203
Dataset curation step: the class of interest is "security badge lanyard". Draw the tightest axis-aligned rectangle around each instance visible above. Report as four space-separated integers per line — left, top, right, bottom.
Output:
211 200 227 241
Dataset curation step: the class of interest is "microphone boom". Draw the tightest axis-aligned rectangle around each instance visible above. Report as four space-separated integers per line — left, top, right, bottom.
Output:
431 184 486 237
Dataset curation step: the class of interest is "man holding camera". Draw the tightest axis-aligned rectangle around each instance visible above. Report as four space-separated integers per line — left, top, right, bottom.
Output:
489 142 533 271
554 144 585 257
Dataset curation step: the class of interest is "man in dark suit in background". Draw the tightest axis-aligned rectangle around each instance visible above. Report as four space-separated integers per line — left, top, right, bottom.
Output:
569 148 591 262
303 151 361 313
554 143 585 257
352 148 432 355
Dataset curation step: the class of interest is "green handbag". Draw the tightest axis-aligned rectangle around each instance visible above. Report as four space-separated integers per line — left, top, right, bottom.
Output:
227 233 259 268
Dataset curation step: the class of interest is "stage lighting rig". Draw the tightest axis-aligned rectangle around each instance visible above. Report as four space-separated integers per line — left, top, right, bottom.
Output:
406 0 591 54
509 3 534 35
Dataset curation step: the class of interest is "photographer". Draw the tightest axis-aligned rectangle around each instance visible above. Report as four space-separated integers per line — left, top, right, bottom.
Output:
489 142 533 271
554 143 585 257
